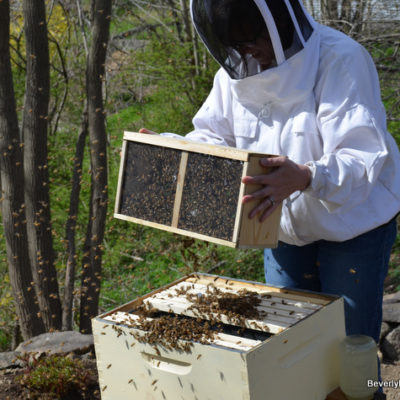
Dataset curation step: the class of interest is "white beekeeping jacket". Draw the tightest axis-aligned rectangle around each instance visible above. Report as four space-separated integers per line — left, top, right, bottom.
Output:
164 0 400 245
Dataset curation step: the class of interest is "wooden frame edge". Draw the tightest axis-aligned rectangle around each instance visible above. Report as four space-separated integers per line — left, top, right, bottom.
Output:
114 139 128 214
123 131 251 161
114 213 237 248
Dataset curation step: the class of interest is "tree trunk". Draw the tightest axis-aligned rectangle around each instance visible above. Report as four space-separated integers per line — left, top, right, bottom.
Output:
0 0 46 340
79 0 112 334
320 0 338 21
62 104 88 331
352 0 368 34
341 0 352 22
22 0 62 331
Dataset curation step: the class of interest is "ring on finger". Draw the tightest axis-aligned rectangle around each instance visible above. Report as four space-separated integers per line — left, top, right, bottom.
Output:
268 195 275 207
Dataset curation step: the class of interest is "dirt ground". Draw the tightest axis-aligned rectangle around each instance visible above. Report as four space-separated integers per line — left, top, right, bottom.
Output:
381 361 400 400
0 359 399 399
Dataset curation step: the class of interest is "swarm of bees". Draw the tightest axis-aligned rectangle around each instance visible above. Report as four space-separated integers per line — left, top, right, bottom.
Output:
119 141 244 241
177 153 244 240
116 310 218 353
185 285 267 327
110 283 266 353
120 142 182 225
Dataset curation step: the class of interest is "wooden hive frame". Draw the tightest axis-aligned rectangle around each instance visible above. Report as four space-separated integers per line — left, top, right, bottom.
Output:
100 273 335 346
114 131 282 248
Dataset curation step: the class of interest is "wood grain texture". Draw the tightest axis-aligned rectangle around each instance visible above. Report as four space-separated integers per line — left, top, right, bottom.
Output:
171 151 188 227
239 154 282 248
124 131 253 160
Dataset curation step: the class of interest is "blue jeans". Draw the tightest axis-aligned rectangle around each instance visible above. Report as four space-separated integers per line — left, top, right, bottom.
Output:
264 218 397 343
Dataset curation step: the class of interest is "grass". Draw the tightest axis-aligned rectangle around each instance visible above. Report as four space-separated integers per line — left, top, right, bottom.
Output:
16 354 97 398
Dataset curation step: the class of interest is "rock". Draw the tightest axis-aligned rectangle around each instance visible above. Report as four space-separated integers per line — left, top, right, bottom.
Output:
380 321 392 342
0 352 23 370
383 302 400 323
381 326 400 361
15 331 94 357
383 292 400 304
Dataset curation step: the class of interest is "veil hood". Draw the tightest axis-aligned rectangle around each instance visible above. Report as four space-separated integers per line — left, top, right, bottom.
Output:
191 0 317 80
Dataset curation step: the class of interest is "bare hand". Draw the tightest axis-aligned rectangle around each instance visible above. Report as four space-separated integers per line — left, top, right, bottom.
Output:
242 156 311 222
139 128 158 135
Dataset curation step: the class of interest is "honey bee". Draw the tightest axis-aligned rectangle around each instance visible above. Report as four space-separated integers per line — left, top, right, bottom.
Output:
349 268 357 274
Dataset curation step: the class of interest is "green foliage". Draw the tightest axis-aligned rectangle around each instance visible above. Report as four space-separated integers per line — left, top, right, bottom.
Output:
134 32 218 133
388 121 400 146
387 221 400 291
17 354 96 398
98 219 265 309
106 0 219 134
0 273 15 351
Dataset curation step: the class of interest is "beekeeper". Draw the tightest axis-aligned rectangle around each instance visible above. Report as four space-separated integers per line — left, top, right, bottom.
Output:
140 0 400 344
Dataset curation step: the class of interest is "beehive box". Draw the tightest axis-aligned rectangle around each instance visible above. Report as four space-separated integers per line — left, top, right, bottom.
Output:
92 273 346 400
114 131 282 248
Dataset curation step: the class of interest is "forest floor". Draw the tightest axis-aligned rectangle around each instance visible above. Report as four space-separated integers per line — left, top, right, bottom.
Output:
0 358 399 399
381 361 400 400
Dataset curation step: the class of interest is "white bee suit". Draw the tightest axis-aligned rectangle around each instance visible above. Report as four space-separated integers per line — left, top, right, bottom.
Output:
170 0 400 246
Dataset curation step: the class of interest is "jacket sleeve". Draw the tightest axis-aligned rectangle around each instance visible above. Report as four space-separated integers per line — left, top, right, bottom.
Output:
303 41 392 213
184 69 236 147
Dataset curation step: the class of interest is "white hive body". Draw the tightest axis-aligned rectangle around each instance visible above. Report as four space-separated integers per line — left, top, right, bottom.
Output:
92 273 346 400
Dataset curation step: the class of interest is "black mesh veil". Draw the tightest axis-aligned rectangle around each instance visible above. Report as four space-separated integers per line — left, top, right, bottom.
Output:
191 0 314 80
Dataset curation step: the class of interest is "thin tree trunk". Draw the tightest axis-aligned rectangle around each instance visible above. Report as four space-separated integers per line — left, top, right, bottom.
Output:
62 104 88 331
306 0 316 18
22 0 62 331
79 0 112 334
179 0 192 42
320 0 338 22
341 0 352 22
179 0 197 90
48 34 69 136
353 0 367 33
0 0 45 340
166 0 184 43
